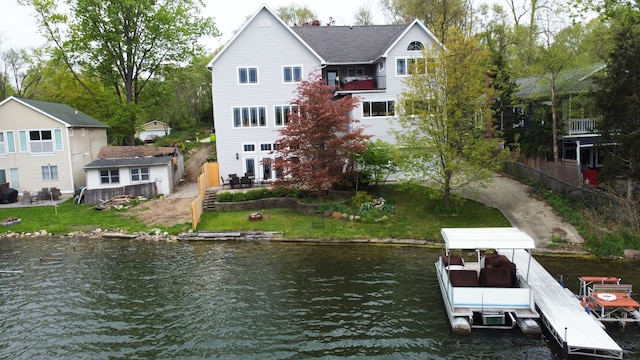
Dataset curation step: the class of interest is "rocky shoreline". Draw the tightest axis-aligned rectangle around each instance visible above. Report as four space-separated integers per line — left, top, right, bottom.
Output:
2 228 638 259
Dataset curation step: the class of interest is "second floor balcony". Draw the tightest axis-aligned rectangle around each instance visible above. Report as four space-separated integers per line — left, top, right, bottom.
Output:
322 65 386 93
564 118 597 137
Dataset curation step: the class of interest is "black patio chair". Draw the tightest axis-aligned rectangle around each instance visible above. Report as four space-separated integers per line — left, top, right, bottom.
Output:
229 176 241 189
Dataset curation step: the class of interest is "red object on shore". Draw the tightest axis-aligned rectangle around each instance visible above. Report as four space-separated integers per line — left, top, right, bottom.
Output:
583 169 599 185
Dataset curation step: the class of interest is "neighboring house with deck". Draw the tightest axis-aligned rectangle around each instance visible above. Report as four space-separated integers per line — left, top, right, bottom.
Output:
83 146 184 203
507 63 605 184
207 4 441 182
0 96 108 196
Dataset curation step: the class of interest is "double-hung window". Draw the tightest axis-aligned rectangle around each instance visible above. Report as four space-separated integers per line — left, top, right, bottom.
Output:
238 67 258 84
274 105 299 126
397 58 426 76
232 106 267 128
0 132 6 156
362 101 395 117
100 169 119 184
283 66 302 83
42 165 59 181
131 167 150 182
29 130 54 153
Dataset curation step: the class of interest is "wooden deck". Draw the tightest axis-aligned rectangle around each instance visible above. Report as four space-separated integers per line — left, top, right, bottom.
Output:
501 249 623 359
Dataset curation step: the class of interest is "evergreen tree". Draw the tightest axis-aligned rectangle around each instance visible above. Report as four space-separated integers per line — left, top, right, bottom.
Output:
594 8 640 187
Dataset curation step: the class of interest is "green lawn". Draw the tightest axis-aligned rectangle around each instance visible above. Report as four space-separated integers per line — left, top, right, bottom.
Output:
0 184 509 242
0 201 148 235
198 184 509 242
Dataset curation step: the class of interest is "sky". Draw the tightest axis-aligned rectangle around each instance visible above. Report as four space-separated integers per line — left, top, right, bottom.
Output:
1 0 384 52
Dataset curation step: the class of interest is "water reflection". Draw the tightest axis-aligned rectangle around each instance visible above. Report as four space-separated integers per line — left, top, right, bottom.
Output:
0 239 637 359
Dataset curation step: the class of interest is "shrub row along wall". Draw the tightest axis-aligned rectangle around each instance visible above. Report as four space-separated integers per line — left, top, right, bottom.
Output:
215 197 320 215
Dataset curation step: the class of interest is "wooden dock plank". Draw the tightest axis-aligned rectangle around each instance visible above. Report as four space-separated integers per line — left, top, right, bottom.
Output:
501 249 623 359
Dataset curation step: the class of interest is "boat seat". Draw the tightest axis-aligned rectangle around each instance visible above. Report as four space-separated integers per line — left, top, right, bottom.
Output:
480 267 515 287
443 255 464 267
449 270 479 287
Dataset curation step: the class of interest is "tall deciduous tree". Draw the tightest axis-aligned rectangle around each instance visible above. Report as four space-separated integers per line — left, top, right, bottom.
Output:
276 4 316 26
380 0 471 43
594 7 640 191
354 5 374 25
20 0 218 144
273 75 370 198
394 28 509 210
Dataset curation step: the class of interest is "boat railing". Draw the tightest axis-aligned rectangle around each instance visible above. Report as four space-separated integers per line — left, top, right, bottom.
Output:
451 287 533 310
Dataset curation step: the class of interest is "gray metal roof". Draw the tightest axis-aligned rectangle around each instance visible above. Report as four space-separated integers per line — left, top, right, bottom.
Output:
84 156 173 169
291 24 409 63
15 97 108 128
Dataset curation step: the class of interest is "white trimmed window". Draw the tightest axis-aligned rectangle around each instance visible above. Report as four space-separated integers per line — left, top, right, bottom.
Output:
283 66 302 83
130 167 150 182
42 165 59 181
274 105 299 126
243 144 256 152
238 67 258 84
407 41 424 51
259 143 272 152
100 169 119 184
0 132 6 156
232 107 267 128
29 130 54 153
363 101 395 117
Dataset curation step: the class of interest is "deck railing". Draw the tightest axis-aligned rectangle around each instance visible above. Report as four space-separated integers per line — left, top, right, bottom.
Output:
565 118 596 136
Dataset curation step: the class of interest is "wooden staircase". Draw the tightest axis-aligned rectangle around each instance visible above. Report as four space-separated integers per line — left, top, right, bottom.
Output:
203 188 218 211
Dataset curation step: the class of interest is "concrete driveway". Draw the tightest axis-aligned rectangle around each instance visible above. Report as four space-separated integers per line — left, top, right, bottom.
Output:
462 173 584 249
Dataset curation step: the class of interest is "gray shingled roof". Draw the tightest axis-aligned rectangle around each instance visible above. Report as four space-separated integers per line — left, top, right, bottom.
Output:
84 156 173 169
291 24 409 63
96 146 177 159
16 97 108 128
516 63 605 99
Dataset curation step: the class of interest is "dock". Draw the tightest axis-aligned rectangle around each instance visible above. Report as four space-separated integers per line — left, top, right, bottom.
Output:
501 249 623 359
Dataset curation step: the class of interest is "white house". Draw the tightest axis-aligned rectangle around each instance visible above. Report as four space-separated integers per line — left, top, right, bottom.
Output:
137 120 171 143
0 96 108 196
207 4 441 182
83 146 184 198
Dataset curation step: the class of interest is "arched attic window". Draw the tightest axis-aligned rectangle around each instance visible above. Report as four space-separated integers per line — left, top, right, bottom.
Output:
407 41 424 51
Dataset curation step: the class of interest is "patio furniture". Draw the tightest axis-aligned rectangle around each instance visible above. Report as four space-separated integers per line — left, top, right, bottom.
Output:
220 176 229 188
240 176 252 188
39 188 51 201
229 176 241 189
21 191 33 204
50 187 61 200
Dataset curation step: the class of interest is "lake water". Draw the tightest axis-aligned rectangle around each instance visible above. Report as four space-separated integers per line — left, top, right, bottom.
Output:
0 238 639 359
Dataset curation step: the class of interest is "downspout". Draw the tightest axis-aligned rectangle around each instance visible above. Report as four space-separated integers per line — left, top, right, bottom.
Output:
65 126 75 194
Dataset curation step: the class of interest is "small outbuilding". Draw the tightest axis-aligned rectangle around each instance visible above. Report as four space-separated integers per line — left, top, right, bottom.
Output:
82 146 184 204
137 121 171 143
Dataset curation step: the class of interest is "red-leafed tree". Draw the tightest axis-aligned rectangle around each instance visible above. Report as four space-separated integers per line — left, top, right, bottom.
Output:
273 74 371 198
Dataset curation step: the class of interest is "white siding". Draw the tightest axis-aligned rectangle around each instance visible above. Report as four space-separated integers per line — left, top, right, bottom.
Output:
212 8 321 179
211 9 440 180
86 164 172 195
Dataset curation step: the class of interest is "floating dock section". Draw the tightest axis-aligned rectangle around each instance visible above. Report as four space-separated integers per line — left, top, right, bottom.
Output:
501 249 623 359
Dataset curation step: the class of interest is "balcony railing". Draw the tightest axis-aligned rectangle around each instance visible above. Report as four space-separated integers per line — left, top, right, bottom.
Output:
565 118 596 136
328 75 386 92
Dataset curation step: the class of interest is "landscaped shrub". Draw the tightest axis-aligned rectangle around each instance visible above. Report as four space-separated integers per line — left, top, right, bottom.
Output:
350 191 373 209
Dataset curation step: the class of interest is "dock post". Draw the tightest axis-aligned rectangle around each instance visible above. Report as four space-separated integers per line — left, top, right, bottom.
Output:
562 327 568 360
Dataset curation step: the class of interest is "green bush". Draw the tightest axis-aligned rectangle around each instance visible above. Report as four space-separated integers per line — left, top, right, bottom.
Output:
350 191 373 208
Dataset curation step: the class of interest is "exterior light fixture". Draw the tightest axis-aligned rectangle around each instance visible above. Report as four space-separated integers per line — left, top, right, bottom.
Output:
236 153 239 160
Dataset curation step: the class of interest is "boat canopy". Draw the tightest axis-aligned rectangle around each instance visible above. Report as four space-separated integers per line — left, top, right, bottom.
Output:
441 227 536 250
